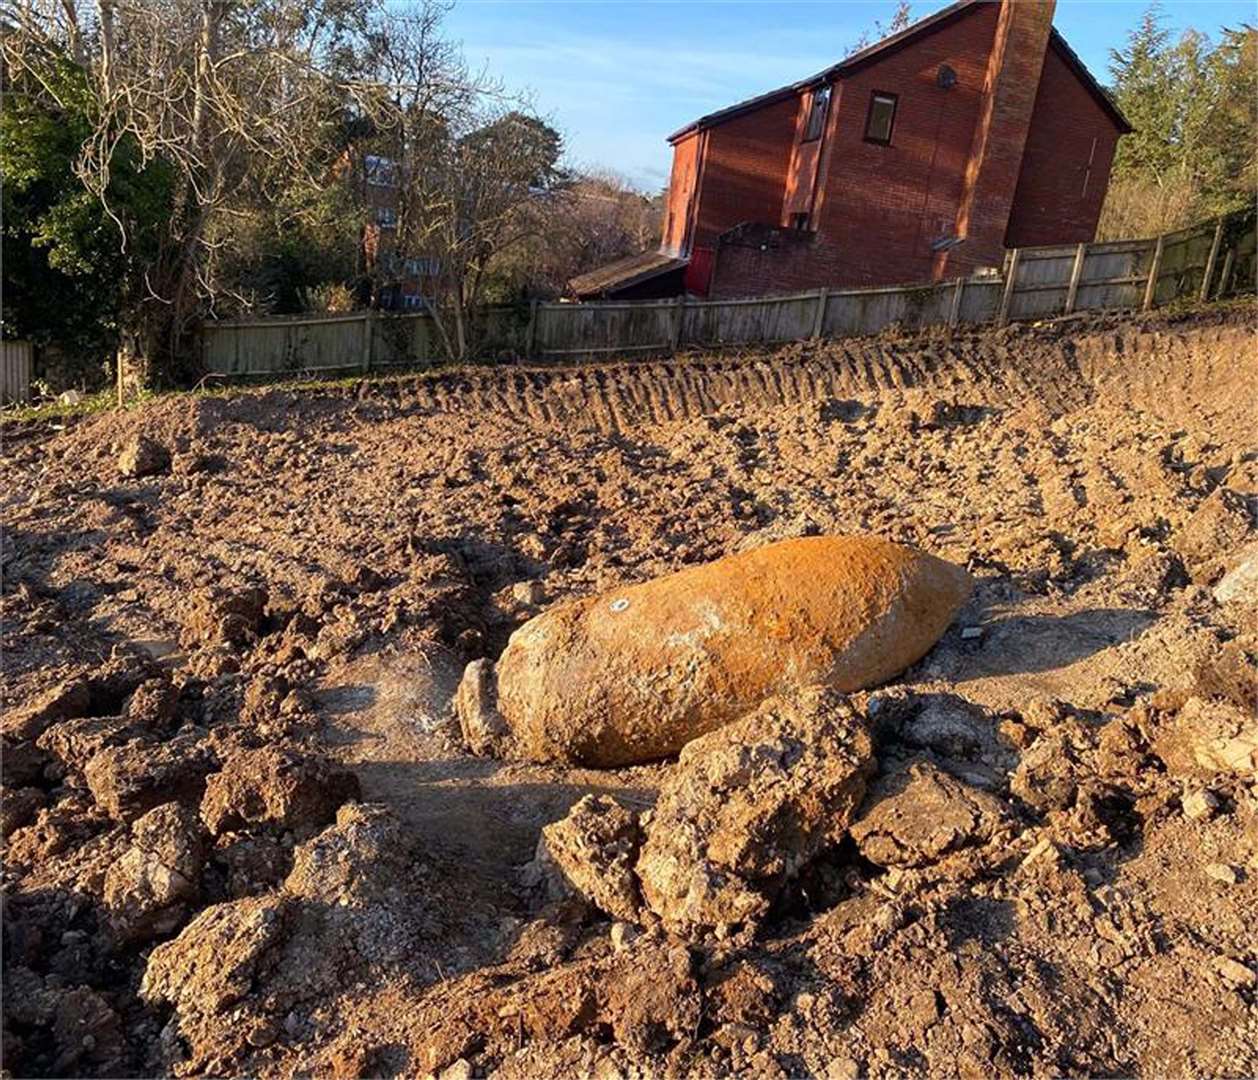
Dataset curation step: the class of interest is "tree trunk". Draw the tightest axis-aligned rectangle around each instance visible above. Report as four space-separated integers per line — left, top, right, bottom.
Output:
97 0 116 98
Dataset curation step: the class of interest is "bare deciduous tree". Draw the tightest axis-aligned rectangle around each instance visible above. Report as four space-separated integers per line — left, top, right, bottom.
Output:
361 10 562 360
1 0 465 381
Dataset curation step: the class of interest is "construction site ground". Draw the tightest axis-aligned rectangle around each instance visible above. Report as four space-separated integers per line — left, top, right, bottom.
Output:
1 302 1255 1079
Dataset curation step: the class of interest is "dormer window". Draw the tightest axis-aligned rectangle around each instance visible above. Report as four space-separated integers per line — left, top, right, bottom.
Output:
803 85 831 142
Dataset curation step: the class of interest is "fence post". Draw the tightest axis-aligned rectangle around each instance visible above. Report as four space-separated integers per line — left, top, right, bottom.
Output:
1217 247 1236 299
1142 234 1165 311
948 276 965 329
811 288 828 339
1199 217 1225 302
361 310 375 372
1064 242 1087 314
525 299 539 360
671 295 686 353
998 248 1020 326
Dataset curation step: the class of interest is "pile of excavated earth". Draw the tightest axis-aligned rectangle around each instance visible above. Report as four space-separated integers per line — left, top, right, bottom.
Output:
1 303 1256 1078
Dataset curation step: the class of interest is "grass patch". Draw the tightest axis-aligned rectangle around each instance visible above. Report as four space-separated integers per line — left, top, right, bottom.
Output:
1 389 119 425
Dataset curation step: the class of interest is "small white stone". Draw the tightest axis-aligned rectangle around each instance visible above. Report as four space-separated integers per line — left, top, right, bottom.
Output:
960 626 984 640
609 921 639 952
440 1059 474 1080
1182 788 1220 821
511 580 544 606
1205 862 1239 885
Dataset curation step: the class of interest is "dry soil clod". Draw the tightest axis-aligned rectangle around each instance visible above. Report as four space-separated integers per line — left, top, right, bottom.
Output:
635 686 876 937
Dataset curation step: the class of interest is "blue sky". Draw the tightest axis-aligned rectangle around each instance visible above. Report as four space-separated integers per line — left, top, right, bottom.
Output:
443 0 1254 190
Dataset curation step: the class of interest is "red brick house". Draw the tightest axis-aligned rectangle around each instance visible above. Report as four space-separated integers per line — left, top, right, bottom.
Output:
571 0 1129 300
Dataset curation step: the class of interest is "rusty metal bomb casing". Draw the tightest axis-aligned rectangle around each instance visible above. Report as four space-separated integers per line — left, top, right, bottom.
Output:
456 534 972 767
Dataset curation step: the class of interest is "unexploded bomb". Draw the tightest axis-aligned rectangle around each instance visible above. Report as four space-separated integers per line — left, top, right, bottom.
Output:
455 534 972 767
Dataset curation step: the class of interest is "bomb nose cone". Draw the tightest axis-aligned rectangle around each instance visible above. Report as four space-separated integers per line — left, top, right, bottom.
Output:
456 534 972 767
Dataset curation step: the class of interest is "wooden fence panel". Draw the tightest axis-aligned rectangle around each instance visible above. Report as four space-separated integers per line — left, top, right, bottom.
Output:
537 300 674 356
822 282 955 337
204 314 372 376
477 306 531 357
369 313 433 367
1074 241 1150 311
1225 219 1257 296
1 340 33 403
1154 223 1215 305
198 209 1255 378
957 280 1003 324
687 292 819 345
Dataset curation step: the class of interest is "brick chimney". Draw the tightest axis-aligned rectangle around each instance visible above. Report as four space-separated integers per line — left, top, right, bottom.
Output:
939 0 1057 277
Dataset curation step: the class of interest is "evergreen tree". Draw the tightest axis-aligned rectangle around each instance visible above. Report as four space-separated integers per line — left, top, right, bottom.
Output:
1101 4 1257 237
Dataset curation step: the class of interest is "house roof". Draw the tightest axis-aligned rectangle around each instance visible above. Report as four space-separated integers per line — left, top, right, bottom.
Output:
667 0 1130 143
568 249 688 298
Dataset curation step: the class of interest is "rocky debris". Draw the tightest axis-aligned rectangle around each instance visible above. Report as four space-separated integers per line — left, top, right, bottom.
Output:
1 737 50 787
1182 788 1220 821
636 687 875 937
609 921 639 953
511 579 546 607
1 786 46 837
1152 697 1258 779
141 892 291 1021
1 974 127 1077
239 673 290 726
2 678 91 742
453 658 510 756
200 747 360 840
1214 956 1256 989
103 802 208 945
527 795 644 921
4 310 1258 1079
179 586 269 651
850 760 1012 868
38 714 155 773
461 535 970 766
893 693 999 762
1011 724 1090 813
1173 487 1254 583
282 802 409 907
5 793 115 869
1115 547 1190 606
212 832 292 897
1205 863 1240 885
118 434 171 478
1213 541 1258 606
2 661 161 746
125 677 181 729
704 958 780 1031
1191 639 1258 713
84 730 218 823
142 804 423 1072
602 942 701 1055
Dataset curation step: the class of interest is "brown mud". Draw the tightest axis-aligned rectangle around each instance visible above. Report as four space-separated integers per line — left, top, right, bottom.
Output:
1 303 1256 1078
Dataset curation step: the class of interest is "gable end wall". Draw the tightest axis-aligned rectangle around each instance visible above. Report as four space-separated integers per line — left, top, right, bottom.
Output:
1004 41 1122 248
692 96 800 251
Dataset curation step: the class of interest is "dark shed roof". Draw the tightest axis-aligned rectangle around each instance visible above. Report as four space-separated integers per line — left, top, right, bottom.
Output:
667 1 1130 143
569 249 688 298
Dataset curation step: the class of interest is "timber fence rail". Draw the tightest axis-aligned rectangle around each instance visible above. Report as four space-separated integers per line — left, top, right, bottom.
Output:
201 207 1256 379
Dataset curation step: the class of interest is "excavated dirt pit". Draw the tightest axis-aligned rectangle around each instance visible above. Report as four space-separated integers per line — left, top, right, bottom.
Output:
2 303 1256 1078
